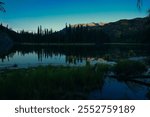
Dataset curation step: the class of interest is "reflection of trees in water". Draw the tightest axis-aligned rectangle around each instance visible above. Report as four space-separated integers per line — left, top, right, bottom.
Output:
0 45 150 63
0 51 15 62
66 56 83 64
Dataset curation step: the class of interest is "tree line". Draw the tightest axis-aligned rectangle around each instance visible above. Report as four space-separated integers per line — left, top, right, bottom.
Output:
0 23 110 44
13 24 110 44
1 17 150 44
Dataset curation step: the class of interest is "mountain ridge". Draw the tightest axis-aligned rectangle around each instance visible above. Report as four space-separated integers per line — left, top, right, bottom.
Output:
0 17 150 44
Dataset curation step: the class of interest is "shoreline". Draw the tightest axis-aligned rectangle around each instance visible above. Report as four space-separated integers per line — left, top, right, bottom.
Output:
15 42 150 46
15 43 96 46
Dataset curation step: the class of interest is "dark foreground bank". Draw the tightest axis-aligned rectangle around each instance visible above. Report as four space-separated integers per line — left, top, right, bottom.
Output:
0 60 150 100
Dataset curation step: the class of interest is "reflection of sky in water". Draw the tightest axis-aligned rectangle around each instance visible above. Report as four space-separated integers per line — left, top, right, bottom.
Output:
89 78 149 100
0 52 67 68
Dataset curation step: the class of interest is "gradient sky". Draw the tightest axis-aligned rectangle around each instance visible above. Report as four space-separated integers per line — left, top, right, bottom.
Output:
0 0 150 32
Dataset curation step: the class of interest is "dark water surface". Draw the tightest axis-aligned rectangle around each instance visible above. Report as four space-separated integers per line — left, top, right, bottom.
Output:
0 44 150 68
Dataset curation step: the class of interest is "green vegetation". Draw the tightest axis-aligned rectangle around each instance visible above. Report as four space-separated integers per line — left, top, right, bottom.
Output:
114 60 147 80
0 64 109 100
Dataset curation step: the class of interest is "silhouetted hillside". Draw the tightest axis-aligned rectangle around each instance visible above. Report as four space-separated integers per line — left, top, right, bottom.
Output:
102 17 150 43
0 24 18 41
69 17 150 43
0 17 150 44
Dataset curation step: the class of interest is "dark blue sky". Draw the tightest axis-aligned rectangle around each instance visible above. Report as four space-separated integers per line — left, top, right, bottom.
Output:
0 0 150 31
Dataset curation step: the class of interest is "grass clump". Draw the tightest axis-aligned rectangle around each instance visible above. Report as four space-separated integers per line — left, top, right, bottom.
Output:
0 64 109 100
114 59 147 80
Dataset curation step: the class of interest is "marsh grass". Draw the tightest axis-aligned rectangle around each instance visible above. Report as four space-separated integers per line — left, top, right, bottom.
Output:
114 59 147 80
0 64 109 100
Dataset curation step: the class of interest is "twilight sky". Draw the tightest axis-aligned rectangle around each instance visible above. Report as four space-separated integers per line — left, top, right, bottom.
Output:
0 0 150 32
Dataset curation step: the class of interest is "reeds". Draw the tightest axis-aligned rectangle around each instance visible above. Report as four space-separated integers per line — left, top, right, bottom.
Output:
0 64 109 99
